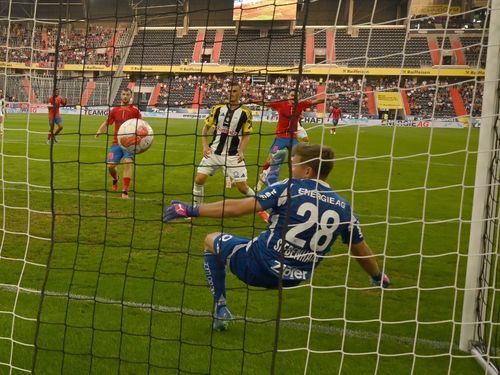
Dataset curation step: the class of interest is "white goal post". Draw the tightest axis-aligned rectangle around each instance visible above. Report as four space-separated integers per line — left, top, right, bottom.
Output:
459 2 500 374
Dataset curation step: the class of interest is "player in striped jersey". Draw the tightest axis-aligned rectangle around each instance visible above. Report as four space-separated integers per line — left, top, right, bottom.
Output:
193 83 255 205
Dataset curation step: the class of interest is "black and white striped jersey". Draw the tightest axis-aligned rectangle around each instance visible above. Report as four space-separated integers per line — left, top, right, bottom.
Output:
205 104 253 156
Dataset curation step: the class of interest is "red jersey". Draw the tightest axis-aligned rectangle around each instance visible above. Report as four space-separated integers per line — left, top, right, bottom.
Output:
269 99 312 139
48 95 66 119
106 105 142 144
330 107 342 120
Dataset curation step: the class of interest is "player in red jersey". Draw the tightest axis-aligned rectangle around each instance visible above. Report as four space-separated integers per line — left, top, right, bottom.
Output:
47 88 67 143
254 90 325 189
328 103 342 135
95 88 141 199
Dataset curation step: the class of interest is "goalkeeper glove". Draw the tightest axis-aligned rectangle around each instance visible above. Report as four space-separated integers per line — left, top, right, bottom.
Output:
371 273 390 288
163 200 200 223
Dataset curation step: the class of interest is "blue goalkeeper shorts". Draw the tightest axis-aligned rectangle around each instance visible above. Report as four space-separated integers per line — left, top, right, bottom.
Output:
213 233 300 289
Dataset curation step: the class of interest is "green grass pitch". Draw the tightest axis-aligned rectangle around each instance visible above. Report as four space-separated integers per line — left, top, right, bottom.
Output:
0 113 482 374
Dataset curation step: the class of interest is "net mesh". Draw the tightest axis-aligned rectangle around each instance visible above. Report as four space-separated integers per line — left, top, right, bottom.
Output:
0 0 498 374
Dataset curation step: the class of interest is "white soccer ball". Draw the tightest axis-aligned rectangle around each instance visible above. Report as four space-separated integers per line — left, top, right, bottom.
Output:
117 118 154 154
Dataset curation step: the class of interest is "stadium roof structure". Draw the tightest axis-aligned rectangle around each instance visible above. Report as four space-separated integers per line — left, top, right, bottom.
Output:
0 0 188 20
0 0 411 21
130 0 186 9
0 0 145 21
7 0 478 27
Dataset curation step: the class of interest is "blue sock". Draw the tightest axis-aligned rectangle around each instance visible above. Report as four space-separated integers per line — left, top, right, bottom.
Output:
203 251 227 307
266 150 286 185
267 164 281 185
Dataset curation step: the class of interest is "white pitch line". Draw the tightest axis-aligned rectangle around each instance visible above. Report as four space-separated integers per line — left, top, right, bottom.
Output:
0 283 457 351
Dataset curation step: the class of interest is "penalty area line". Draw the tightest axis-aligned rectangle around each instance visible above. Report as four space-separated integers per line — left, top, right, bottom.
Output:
1 284 456 351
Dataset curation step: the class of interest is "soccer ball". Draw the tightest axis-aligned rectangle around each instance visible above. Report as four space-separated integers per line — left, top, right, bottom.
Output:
117 118 154 154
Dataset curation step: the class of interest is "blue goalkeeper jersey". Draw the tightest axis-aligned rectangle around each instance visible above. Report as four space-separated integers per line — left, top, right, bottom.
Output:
254 178 364 282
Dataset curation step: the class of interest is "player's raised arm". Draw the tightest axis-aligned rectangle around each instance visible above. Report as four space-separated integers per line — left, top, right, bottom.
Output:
311 96 327 106
251 99 266 107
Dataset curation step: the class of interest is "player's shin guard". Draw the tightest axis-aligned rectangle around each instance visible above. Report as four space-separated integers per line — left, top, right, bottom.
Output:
193 183 204 205
203 251 227 307
245 187 255 197
266 149 287 186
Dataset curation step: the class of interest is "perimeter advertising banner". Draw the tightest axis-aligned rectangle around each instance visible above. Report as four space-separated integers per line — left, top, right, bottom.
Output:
375 92 404 109
0 61 485 77
410 4 461 16
6 103 467 128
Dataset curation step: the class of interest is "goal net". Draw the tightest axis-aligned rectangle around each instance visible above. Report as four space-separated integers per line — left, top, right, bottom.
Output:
0 0 498 374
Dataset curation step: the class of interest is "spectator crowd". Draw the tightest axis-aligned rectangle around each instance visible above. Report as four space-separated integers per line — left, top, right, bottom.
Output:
150 74 484 118
0 22 127 66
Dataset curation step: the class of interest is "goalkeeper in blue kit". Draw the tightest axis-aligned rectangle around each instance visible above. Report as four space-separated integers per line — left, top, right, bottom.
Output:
163 143 390 331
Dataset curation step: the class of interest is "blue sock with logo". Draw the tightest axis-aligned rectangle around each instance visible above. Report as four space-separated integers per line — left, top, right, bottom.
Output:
267 149 287 185
203 251 227 307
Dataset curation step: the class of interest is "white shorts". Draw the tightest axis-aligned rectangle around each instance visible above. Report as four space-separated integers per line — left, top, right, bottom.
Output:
197 153 249 182
297 124 308 139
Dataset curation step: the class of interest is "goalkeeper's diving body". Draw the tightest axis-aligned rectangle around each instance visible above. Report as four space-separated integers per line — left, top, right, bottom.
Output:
163 143 390 331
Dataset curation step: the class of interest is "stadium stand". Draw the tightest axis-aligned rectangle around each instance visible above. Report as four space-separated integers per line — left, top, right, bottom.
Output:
126 27 434 68
155 75 197 108
138 29 195 66
461 80 483 117
314 29 327 49
220 29 284 66
0 22 127 65
460 36 487 68
0 20 487 117
100 73 477 119
404 78 456 118
404 34 433 67
4 22 487 72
